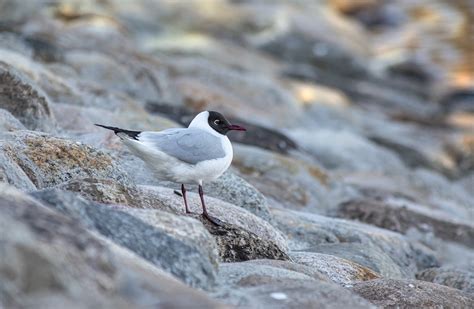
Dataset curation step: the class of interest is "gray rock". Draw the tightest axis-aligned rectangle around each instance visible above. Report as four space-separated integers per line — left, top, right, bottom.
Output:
271 208 438 276
216 262 316 287
290 252 380 285
0 108 26 131
0 61 55 131
351 279 474 308
31 189 218 289
0 184 223 308
304 242 406 279
114 207 220 269
0 131 130 189
417 265 474 294
245 259 330 282
337 194 474 248
213 278 374 309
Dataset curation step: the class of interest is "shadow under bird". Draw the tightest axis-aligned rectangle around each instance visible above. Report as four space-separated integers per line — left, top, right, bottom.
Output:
96 111 246 224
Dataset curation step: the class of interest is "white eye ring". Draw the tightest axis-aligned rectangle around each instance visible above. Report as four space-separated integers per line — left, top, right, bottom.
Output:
214 119 220 125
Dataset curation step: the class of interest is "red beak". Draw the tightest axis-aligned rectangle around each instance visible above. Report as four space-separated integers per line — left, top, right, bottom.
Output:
227 124 246 131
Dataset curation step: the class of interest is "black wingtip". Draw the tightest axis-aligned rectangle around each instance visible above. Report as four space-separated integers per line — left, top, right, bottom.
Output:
95 124 141 140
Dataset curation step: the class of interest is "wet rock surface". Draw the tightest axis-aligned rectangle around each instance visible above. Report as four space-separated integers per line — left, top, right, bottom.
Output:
1 0 473 307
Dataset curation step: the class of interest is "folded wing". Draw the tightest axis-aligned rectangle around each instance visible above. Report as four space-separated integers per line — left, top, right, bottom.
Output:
138 128 226 164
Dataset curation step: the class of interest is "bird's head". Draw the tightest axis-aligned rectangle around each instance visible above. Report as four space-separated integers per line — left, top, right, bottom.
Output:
189 111 246 135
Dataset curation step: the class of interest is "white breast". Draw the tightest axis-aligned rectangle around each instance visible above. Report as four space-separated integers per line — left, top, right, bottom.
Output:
177 135 233 184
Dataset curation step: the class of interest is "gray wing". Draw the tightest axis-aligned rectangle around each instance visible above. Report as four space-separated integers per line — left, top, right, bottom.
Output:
138 128 226 164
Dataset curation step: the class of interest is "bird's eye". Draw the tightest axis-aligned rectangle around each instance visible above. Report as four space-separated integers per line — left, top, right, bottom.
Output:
214 119 221 125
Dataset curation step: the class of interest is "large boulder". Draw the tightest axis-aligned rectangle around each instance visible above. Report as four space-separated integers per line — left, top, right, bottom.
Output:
31 189 218 289
0 184 223 308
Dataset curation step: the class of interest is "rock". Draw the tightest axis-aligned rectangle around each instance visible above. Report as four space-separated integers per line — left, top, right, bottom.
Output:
0 108 26 131
289 128 406 173
290 252 380 285
0 184 223 308
113 207 220 269
304 242 406 279
244 259 330 282
417 265 474 294
351 279 474 308
232 144 330 211
137 185 289 255
0 131 130 189
213 278 374 309
0 60 55 131
216 262 316 287
31 189 218 289
271 208 439 276
191 213 289 262
337 194 474 248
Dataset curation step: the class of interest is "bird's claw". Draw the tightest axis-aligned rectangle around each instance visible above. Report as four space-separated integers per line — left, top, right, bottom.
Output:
202 213 221 226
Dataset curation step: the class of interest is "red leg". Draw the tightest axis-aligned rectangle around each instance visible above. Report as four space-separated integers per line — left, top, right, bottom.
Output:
182 184 191 214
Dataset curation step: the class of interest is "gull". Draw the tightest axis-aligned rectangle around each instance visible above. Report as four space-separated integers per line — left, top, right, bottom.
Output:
96 111 246 223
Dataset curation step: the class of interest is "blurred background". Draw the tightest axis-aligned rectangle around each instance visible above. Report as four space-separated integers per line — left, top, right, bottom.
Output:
5 0 474 175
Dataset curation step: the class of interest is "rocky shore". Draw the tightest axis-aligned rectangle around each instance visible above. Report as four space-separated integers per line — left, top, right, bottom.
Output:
1 0 473 308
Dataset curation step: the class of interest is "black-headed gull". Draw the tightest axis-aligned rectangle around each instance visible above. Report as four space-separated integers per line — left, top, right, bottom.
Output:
96 111 246 223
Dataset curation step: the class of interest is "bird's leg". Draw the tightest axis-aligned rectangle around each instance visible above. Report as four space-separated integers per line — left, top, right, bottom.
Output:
181 184 191 214
198 184 220 225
